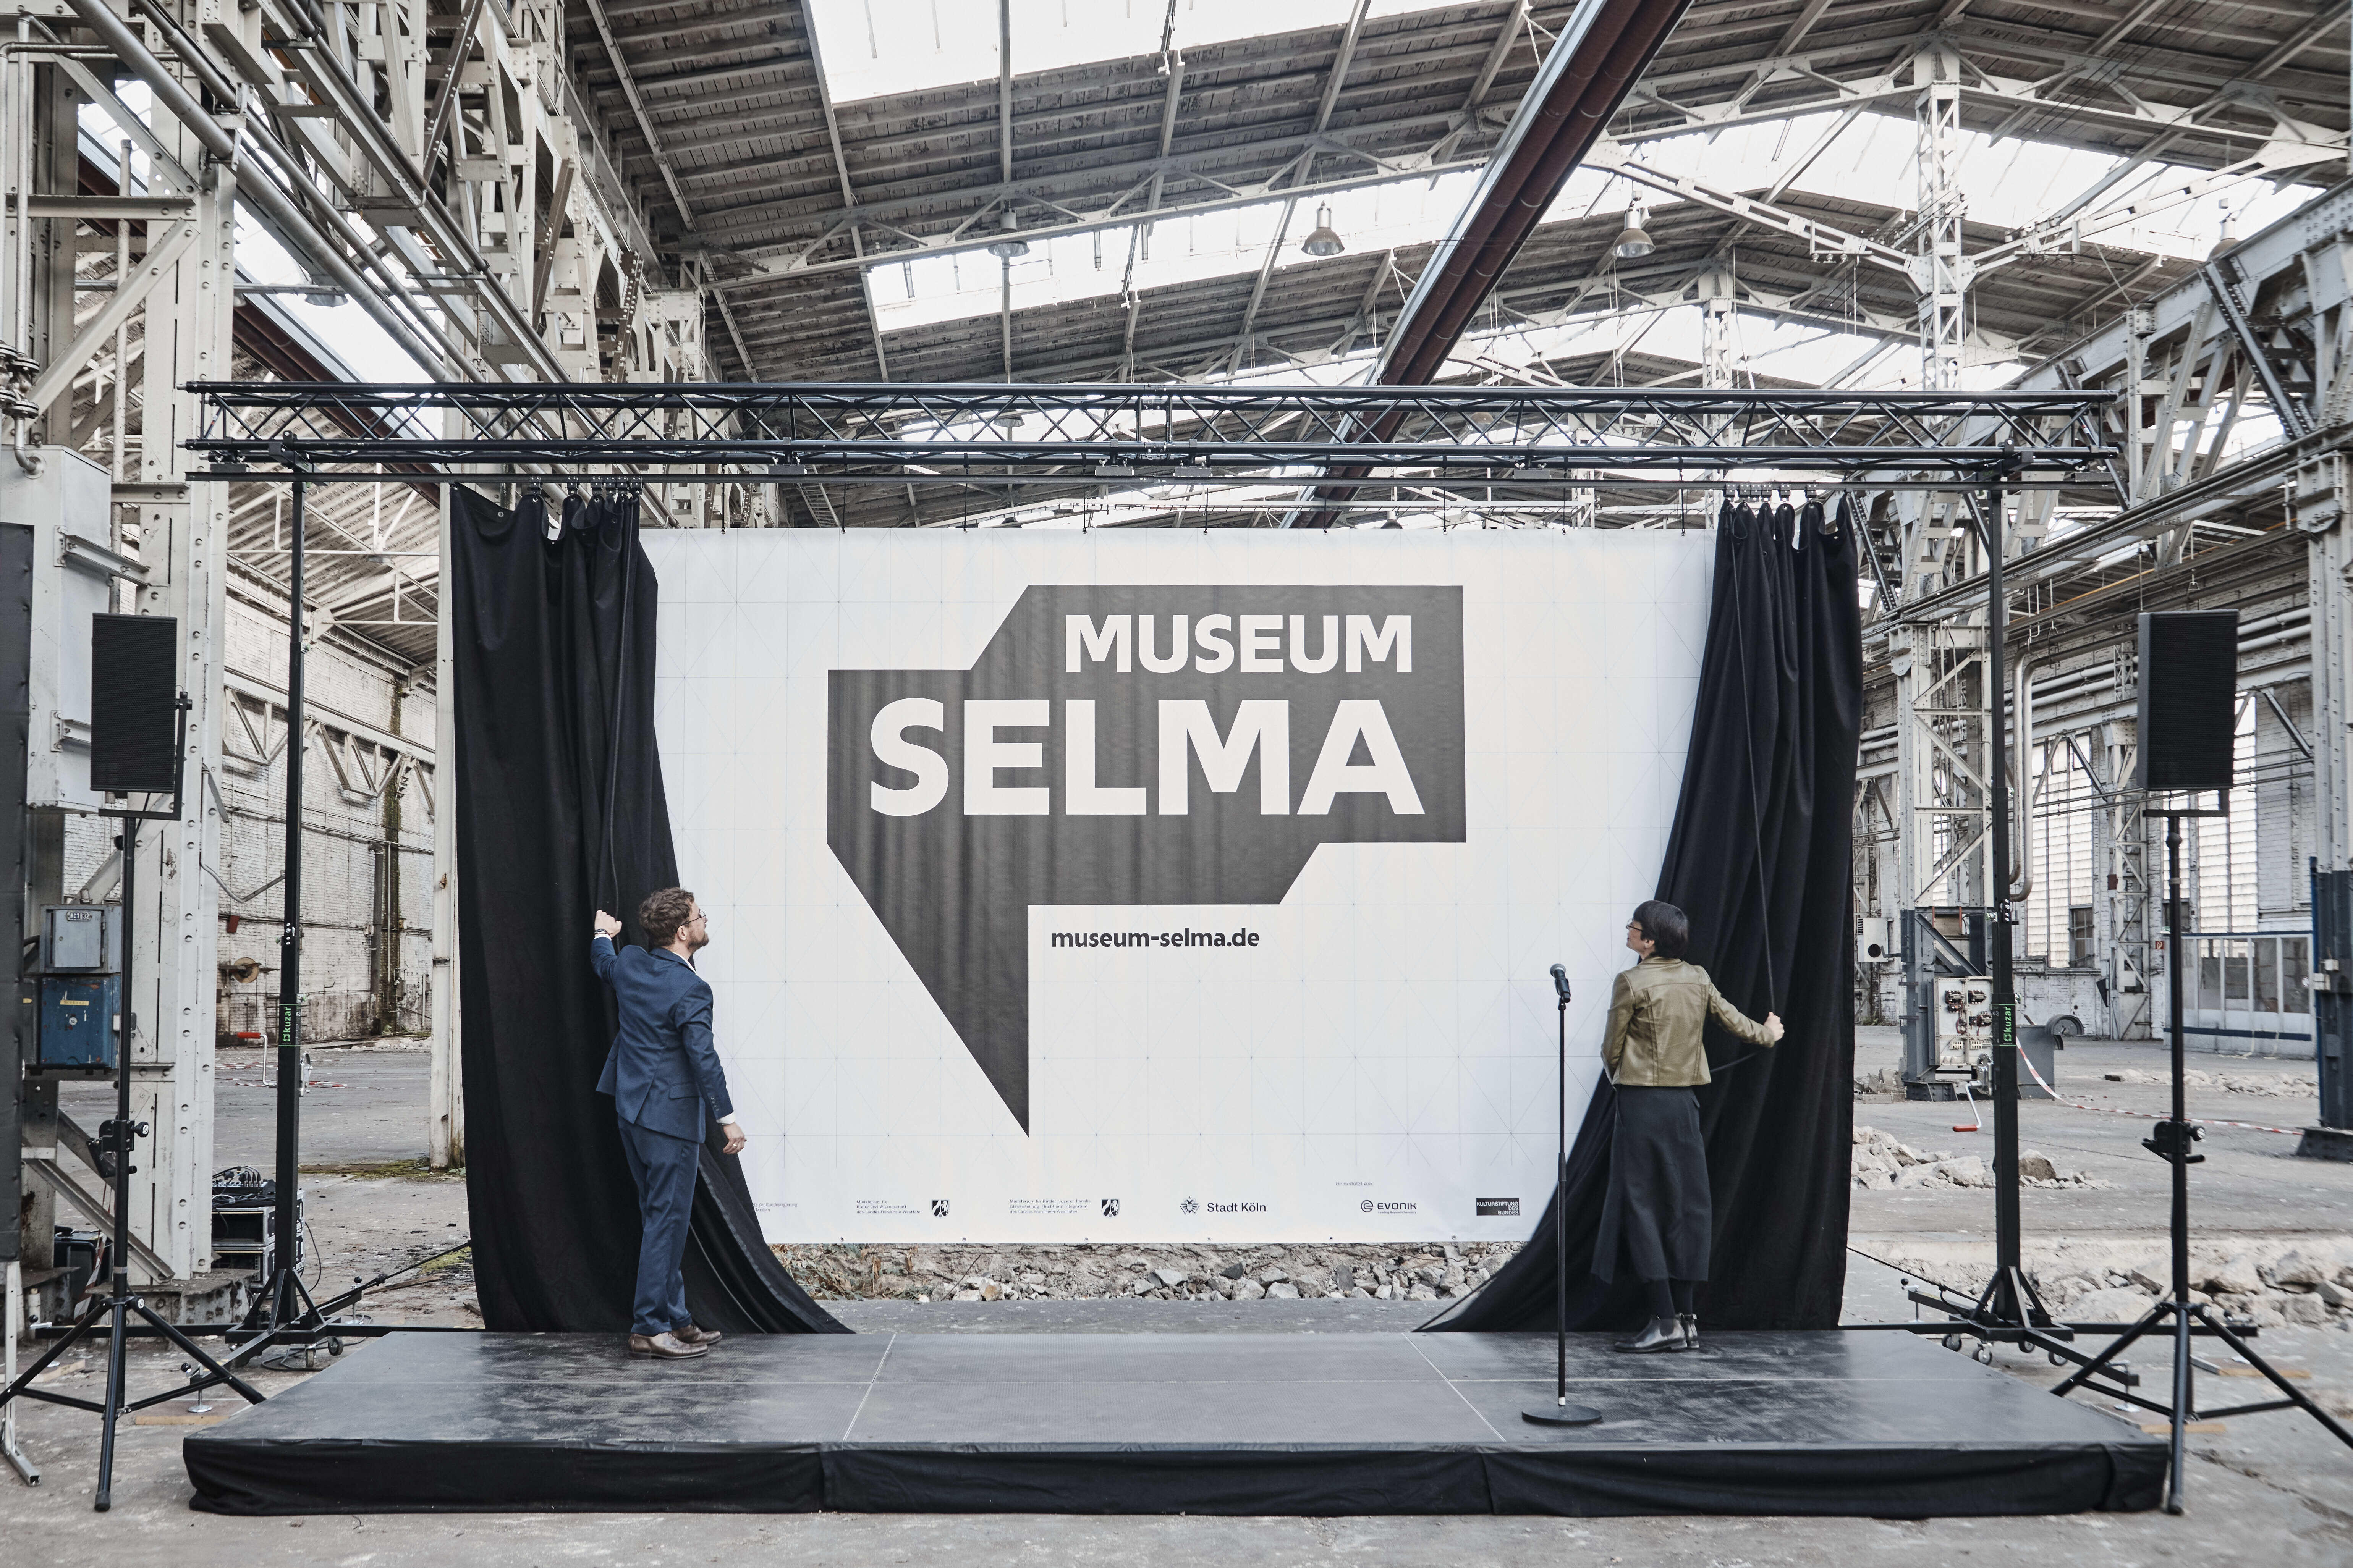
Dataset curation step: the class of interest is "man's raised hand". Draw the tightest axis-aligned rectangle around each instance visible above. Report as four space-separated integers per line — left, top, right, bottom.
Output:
594 909 624 939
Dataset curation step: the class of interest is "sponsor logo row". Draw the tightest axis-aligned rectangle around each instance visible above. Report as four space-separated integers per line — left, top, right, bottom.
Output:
895 1196 1524 1219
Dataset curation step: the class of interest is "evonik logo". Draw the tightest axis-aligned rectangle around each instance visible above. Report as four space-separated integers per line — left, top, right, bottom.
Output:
828 585 1467 1132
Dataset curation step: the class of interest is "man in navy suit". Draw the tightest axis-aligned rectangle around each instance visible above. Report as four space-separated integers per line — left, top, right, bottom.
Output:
592 886 746 1359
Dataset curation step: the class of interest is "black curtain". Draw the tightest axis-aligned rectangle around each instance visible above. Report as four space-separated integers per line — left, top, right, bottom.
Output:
1429 498 1861 1333
450 485 844 1334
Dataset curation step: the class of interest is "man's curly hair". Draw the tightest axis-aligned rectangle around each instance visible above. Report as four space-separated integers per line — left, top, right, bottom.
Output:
638 887 697 947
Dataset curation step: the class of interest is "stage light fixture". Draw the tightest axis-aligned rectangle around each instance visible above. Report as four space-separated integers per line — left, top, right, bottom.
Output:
1301 205 1346 258
987 210 1031 260
1614 207 1655 260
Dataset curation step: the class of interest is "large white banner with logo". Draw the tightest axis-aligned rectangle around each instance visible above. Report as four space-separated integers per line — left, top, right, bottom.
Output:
646 529 1710 1243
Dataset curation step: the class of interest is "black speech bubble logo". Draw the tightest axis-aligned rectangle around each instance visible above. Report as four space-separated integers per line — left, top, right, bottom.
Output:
827 585 1466 1131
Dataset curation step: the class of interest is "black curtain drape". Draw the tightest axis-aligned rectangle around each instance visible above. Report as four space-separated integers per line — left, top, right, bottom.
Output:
450 485 844 1334
1429 498 1861 1333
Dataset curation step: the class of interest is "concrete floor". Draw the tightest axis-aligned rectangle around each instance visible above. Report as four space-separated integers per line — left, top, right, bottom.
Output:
5 1029 2351 1564
62 1038 439 1174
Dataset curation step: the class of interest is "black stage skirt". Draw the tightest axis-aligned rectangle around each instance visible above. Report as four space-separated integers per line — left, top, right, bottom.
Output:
1593 1085 1710 1282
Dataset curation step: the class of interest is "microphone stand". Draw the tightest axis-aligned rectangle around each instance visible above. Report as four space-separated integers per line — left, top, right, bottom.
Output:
1524 963 1600 1427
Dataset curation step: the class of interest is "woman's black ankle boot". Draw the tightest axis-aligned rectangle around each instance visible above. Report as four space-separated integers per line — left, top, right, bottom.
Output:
1614 1314 1684 1353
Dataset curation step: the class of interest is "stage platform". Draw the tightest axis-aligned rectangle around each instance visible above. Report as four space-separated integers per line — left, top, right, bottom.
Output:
184 1329 2165 1517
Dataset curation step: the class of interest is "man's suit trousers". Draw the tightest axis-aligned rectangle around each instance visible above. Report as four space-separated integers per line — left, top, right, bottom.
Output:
617 1116 699 1335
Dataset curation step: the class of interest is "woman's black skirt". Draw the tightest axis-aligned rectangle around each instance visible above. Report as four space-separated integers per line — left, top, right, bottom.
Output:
1593 1085 1709 1282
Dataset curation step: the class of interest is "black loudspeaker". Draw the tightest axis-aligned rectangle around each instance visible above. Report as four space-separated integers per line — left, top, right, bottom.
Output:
89 613 181 794
2134 610 2237 792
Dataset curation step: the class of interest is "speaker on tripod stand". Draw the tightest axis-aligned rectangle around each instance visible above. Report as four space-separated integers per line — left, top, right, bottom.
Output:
2052 610 2353 1513
0 616 264 1511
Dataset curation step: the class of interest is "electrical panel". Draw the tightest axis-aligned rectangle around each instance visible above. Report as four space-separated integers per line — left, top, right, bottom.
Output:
39 903 117 973
1932 975 1993 1073
36 974 119 1068
1859 917 1892 962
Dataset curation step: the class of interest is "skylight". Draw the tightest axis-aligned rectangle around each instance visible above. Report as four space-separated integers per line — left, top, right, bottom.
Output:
871 171 1479 336
869 102 2325 354
807 0 1447 105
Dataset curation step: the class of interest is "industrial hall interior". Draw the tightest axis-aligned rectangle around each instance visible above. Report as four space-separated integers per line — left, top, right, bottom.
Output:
5 0 2353 1560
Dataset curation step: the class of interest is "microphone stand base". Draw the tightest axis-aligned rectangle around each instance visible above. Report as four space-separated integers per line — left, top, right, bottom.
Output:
1521 1402 1604 1427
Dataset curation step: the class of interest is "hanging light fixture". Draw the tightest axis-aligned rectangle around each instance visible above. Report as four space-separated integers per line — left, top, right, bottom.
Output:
2207 207 2238 261
1613 205 1654 260
1301 204 1345 258
987 209 1030 260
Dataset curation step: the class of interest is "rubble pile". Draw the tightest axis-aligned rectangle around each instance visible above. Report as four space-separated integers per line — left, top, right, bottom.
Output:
773 1240 1523 1303
1870 1237 2353 1330
1851 1125 2110 1191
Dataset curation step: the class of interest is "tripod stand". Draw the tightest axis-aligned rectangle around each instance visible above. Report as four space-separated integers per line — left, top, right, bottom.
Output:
218 475 337 1374
1524 963 1601 1427
2048 805 2353 1513
0 700 267 1511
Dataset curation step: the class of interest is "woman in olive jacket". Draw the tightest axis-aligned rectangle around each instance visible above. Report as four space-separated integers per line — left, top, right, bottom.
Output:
1597 899 1783 1354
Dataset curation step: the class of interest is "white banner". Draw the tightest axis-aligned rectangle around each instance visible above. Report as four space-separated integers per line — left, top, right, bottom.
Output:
647 529 1710 1242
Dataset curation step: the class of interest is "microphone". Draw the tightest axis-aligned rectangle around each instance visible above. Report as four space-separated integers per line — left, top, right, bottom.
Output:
1549 963 1572 1004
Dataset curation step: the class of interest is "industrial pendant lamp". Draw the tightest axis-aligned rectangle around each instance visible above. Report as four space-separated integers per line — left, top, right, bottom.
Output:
1614 205 1654 261
987 209 1031 260
1301 204 1345 258
2207 209 2238 262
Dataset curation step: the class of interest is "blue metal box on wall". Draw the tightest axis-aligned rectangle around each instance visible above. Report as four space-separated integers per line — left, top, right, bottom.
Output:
36 975 119 1068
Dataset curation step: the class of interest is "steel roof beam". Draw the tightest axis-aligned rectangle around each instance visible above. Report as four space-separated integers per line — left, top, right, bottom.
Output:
707 142 1486 287
1227 0 1370 373
579 0 699 227
1290 0 1699 524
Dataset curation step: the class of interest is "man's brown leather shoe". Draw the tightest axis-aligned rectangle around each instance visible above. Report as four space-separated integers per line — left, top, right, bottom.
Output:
673 1323 722 1348
627 1331 709 1359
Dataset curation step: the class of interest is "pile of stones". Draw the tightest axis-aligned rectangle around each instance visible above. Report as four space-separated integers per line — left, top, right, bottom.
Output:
773 1241 1523 1303
1851 1125 2108 1191
1872 1238 2353 1330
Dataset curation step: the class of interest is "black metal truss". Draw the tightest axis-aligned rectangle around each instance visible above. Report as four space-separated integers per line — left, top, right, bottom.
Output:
187 381 2118 483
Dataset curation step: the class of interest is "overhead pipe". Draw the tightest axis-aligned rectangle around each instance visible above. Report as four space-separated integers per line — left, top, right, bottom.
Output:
1290 0 1694 526
61 0 452 377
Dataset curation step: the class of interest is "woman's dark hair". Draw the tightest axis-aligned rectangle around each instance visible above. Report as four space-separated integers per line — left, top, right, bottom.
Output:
1631 900 1690 961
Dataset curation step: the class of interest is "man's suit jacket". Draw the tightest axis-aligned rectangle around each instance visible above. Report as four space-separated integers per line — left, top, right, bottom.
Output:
592 935 735 1142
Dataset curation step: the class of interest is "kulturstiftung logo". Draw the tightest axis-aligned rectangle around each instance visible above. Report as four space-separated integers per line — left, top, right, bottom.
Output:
930 1199 950 1217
